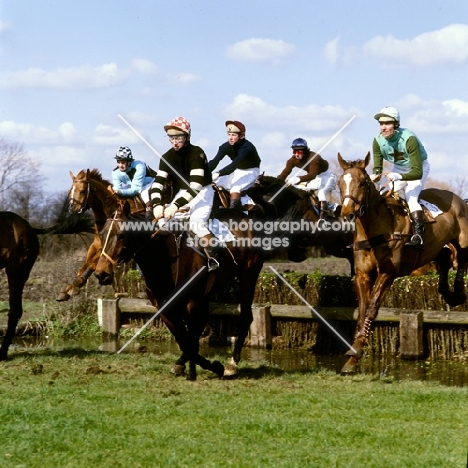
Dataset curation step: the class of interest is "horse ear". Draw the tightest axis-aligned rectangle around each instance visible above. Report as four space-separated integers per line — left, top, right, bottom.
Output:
69 171 75 180
337 153 349 170
364 152 371 167
86 169 90 180
123 201 131 216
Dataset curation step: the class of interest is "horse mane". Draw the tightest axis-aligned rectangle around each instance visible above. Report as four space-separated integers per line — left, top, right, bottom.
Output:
79 168 112 186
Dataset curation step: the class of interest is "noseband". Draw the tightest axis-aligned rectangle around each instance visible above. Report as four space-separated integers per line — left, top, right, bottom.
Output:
341 167 373 217
69 179 91 214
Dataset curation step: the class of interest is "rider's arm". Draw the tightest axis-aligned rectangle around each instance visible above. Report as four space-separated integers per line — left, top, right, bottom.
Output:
372 138 383 174
172 149 210 208
120 162 146 197
277 158 295 180
401 136 423 181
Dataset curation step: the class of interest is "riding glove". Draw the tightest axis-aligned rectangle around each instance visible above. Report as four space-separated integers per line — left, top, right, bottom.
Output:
164 204 179 220
286 176 301 186
386 172 402 182
153 205 164 220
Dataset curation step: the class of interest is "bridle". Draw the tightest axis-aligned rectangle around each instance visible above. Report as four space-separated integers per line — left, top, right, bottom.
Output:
69 178 91 214
341 166 375 217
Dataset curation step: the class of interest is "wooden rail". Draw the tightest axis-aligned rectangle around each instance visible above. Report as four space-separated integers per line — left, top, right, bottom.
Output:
96 297 468 359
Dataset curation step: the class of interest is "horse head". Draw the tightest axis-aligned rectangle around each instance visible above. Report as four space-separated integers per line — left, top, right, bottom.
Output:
94 201 137 286
68 169 91 214
337 152 378 221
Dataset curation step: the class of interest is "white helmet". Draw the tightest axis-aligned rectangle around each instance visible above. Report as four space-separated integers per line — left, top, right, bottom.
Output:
374 106 400 124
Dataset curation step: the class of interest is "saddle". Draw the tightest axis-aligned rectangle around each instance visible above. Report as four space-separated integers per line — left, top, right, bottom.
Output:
385 193 436 223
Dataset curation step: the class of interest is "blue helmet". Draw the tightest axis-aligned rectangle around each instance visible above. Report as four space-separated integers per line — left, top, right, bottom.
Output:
291 138 308 150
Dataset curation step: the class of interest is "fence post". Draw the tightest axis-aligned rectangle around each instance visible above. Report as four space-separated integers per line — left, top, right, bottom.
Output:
250 304 272 349
98 298 121 335
399 311 424 359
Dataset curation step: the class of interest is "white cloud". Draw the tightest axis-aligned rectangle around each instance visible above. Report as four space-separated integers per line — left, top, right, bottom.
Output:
92 123 144 146
132 58 158 74
0 120 82 144
226 38 296 65
325 24 468 67
0 63 129 89
224 94 361 132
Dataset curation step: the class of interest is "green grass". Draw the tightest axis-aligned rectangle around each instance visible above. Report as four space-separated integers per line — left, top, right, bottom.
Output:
0 349 467 467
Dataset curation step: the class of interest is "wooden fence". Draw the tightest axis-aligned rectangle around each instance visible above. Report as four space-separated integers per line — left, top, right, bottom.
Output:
97 297 468 360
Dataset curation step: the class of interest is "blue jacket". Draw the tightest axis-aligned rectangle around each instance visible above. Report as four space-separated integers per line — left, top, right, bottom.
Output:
112 159 155 196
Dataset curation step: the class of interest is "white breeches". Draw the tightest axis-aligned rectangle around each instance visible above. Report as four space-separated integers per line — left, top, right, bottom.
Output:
214 167 260 194
392 160 430 213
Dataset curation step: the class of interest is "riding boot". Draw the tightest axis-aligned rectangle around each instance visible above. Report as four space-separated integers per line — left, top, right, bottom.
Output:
201 233 220 271
405 210 425 249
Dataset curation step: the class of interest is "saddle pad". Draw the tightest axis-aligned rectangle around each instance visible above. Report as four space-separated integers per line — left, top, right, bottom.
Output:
420 199 443 221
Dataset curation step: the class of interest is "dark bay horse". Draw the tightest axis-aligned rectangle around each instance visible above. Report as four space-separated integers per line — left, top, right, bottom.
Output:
57 169 146 301
1 211 95 360
94 202 264 380
247 175 355 274
337 152 468 373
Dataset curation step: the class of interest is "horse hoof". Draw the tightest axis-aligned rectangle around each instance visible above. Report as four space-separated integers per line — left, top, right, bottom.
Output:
187 372 197 381
56 292 70 302
170 364 186 377
340 363 357 374
223 362 238 379
212 361 225 379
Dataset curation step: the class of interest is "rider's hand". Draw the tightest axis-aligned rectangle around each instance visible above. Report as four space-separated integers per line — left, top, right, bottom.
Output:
286 176 301 186
386 172 402 182
164 204 178 220
114 189 122 195
153 205 164 220
369 173 381 182
212 172 220 182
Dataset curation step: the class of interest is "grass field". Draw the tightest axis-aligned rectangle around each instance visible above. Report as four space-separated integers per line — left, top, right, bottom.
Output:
1 349 467 468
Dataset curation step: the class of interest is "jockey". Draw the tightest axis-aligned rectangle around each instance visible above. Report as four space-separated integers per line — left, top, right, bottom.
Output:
208 120 261 211
277 138 336 218
112 146 155 204
372 106 430 249
149 117 220 271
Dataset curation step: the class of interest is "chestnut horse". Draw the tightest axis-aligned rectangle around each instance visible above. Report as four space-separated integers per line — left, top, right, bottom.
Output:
94 202 264 380
1 211 95 360
57 169 146 301
337 152 468 373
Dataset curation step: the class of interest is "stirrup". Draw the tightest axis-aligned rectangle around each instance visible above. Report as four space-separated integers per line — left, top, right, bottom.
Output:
405 234 424 249
207 257 220 272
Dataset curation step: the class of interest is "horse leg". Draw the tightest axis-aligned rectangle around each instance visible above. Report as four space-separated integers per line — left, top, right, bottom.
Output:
161 307 224 380
341 270 394 374
0 269 30 361
224 262 263 378
56 235 101 301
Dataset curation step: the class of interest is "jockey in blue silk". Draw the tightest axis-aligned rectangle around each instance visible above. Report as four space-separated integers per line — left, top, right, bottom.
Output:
371 106 430 249
208 120 261 211
112 146 155 204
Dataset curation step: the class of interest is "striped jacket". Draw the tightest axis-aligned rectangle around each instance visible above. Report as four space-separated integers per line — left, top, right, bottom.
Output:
149 144 212 208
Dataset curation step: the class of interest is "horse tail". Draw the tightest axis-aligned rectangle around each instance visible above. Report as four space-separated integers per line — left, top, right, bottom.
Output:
33 214 96 235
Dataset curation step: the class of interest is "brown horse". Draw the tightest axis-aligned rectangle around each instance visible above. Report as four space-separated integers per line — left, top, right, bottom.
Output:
94 202 264 380
337 152 468 373
1 211 95 360
57 169 146 301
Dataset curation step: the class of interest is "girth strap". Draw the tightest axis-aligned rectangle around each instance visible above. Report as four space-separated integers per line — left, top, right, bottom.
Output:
353 232 410 251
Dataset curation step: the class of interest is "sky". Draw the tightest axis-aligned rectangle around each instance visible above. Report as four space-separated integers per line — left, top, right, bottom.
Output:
1 1 468 196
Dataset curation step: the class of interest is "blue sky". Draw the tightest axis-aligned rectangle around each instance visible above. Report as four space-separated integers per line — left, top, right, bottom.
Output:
1 1 468 194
